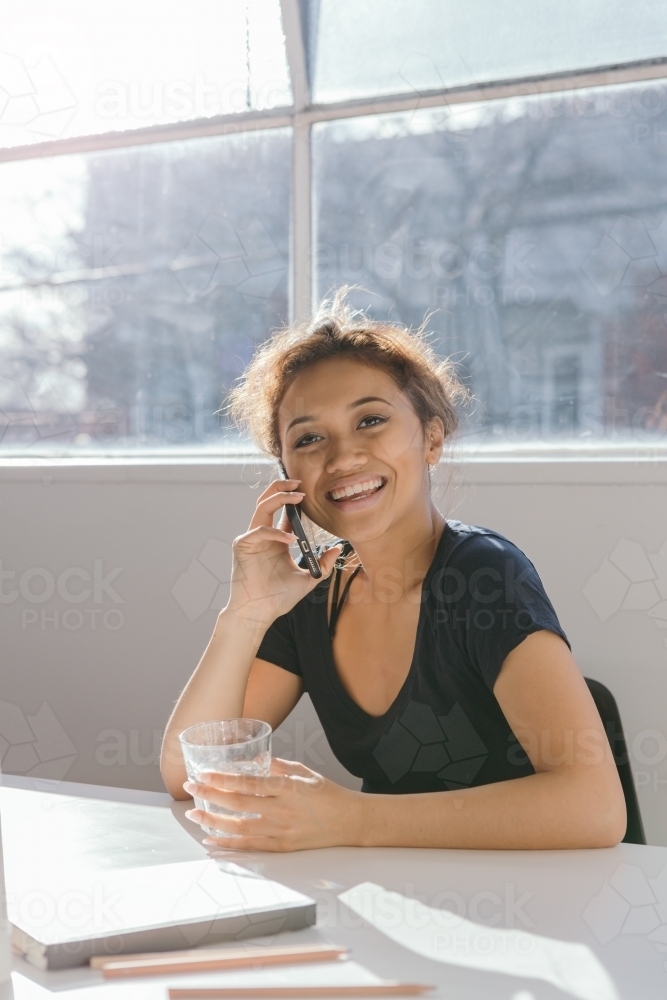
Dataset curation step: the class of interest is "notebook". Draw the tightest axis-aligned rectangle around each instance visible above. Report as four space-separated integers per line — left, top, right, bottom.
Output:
9 858 315 971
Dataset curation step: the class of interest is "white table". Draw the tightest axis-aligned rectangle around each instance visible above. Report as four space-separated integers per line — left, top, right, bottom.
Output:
2 775 666 1000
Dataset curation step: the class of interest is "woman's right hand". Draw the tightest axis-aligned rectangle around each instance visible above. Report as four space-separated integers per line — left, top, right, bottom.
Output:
225 478 342 628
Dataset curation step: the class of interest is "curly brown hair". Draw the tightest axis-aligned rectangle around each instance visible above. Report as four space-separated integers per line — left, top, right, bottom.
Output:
224 288 468 458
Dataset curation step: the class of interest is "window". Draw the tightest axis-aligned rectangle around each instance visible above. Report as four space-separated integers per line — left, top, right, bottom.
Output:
310 0 667 104
0 0 291 147
0 131 290 454
1 1 666 456
312 85 667 446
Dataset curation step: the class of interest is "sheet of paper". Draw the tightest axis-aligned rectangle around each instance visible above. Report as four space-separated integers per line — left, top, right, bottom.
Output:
339 882 618 1000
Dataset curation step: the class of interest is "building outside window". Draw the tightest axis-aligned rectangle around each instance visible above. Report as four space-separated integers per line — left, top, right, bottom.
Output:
1 0 667 456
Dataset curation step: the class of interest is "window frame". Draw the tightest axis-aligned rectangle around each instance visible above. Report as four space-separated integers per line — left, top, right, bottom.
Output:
1 0 666 464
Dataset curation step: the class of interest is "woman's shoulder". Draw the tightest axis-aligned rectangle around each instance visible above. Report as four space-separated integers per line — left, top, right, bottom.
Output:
431 523 570 682
436 519 538 576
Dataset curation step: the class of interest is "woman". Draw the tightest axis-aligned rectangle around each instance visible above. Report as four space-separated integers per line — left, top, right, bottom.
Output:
161 294 626 851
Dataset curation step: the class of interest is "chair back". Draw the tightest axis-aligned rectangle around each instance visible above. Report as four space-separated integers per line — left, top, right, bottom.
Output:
585 677 646 845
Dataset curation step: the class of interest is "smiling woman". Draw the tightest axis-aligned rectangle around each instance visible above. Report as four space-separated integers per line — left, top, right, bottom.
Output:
160 289 627 852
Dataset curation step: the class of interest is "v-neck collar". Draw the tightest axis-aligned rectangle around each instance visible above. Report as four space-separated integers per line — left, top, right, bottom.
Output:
317 521 451 723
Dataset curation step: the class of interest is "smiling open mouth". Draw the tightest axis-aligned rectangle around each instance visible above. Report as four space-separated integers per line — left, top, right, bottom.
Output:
327 477 386 503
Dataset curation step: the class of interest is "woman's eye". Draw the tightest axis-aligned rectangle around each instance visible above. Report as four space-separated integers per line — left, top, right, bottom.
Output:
295 416 386 447
295 433 320 448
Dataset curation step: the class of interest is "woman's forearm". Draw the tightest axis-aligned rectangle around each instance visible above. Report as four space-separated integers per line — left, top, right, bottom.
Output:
160 609 269 799
354 765 626 850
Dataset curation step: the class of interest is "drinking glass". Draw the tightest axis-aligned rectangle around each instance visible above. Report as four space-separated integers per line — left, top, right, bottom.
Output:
179 719 272 836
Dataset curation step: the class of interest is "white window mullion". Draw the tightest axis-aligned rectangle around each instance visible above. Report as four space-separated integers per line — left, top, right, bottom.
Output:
280 0 312 324
291 120 312 324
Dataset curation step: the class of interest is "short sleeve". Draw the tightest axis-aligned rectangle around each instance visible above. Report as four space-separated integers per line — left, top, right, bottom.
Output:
255 612 302 676
439 532 570 691
254 543 333 677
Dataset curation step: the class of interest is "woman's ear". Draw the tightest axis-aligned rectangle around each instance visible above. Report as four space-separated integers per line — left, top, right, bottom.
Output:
425 417 445 465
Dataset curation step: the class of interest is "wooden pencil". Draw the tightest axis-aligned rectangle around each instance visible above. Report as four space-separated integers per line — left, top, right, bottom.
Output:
168 985 434 998
94 943 348 979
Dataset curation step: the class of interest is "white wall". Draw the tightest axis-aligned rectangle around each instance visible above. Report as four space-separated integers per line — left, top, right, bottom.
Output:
1 457 666 844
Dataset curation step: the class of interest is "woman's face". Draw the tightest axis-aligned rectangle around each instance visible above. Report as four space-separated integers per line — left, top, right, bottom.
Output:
278 356 444 542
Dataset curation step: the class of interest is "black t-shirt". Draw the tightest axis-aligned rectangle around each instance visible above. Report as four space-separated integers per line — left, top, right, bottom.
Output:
256 519 570 795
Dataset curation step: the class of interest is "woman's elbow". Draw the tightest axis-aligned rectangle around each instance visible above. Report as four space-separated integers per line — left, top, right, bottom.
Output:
586 782 627 848
159 734 190 800
595 801 627 848
160 760 190 801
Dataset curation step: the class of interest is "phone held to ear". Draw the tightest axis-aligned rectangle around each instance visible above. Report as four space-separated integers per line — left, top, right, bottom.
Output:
278 466 322 579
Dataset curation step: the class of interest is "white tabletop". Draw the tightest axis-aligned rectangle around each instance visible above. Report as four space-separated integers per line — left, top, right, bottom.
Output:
1 775 666 1000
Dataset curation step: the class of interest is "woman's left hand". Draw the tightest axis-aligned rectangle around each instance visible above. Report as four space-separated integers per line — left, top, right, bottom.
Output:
183 758 363 852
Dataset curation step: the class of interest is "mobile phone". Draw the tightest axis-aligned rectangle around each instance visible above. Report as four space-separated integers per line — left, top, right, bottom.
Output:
278 463 322 579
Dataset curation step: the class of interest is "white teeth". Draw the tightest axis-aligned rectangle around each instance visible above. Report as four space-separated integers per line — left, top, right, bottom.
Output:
330 477 384 501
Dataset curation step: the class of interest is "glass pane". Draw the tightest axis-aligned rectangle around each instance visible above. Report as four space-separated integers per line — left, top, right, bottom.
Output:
0 129 290 455
313 84 667 449
311 0 667 104
0 0 291 148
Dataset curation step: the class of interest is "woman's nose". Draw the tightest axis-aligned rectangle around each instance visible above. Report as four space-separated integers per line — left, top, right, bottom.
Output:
325 451 369 473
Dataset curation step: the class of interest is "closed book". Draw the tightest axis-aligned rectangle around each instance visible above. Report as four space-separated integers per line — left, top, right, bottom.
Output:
9 859 315 971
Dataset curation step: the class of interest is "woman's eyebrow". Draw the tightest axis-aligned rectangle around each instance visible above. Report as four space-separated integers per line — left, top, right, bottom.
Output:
349 395 394 410
286 397 394 432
